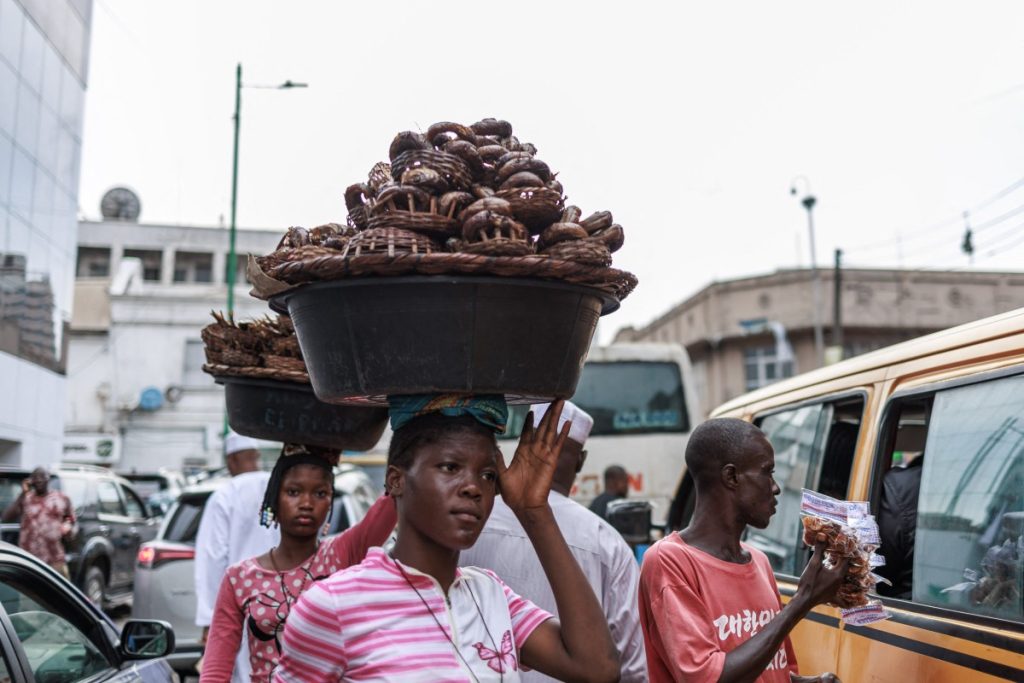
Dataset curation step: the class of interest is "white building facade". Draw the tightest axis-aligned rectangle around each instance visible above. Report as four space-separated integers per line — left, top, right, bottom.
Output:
0 0 93 467
65 217 281 471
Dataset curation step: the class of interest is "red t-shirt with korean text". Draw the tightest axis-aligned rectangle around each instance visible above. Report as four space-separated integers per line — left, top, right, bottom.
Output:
639 533 798 683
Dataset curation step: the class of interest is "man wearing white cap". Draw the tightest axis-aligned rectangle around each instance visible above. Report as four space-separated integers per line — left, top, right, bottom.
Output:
460 401 647 682
194 431 278 682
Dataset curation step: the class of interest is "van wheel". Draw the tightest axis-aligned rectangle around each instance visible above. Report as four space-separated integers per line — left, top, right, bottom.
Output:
83 566 106 607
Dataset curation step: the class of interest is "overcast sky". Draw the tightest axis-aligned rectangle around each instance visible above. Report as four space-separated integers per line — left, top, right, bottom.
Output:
78 1 1024 341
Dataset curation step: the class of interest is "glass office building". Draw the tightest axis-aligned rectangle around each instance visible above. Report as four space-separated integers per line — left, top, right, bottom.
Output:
0 0 92 465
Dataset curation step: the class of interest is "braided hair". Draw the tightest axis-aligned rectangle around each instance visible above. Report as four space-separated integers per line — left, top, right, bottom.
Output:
259 444 339 528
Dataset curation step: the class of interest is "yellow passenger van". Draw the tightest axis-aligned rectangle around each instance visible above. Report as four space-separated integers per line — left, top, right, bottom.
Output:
683 307 1024 681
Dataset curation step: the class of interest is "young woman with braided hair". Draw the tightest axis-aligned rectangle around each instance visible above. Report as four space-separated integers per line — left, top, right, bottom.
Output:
201 444 396 683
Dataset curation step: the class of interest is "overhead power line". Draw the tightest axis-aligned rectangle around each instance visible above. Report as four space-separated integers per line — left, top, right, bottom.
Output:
844 174 1024 254
845 217 1024 274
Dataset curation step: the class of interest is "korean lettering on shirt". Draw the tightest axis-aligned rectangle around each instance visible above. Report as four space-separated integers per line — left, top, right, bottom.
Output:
712 608 788 671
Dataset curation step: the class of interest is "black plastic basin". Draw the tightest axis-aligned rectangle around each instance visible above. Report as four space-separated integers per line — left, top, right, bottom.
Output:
219 376 388 449
270 276 619 405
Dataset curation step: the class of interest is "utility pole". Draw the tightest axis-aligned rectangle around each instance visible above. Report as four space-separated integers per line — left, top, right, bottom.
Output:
225 65 307 317
227 63 242 317
791 178 825 366
833 248 843 355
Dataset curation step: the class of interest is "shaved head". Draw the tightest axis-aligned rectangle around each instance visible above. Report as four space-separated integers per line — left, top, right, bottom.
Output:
28 467 49 495
685 418 768 490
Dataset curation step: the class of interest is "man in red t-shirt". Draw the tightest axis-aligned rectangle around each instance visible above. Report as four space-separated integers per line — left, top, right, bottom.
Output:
639 418 846 683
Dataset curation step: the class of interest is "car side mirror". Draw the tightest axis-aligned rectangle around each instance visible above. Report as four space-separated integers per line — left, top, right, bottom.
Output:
121 619 175 659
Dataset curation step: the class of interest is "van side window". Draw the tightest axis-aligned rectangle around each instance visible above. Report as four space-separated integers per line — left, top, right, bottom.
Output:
874 396 932 599
751 396 864 576
913 374 1023 622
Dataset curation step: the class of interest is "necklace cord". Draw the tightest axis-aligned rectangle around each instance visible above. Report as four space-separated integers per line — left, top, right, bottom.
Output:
392 557 505 683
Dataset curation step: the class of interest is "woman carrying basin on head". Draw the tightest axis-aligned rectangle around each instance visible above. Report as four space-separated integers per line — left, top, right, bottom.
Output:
273 396 620 683
201 444 397 683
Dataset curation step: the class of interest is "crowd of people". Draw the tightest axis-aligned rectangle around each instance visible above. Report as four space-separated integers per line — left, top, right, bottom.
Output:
189 399 847 683
6 399 850 682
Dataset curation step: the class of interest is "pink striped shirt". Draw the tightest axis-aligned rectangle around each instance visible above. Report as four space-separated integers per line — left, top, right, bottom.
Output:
273 548 552 682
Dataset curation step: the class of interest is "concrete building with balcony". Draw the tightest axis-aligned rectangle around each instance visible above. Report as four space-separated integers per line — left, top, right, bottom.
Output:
614 268 1024 414
65 214 281 471
0 0 93 467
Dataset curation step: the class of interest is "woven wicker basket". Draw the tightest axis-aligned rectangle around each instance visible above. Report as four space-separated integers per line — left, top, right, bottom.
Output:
461 213 533 256
322 235 350 251
367 210 458 238
217 348 262 367
391 150 474 191
367 162 392 193
542 239 612 267
203 363 310 384
495 187 564 234
461 239 535 257
202 321 258 350
260 251 637 300
263 355 307 373
270 336 301 356
341 228 441 258
347 205 369 231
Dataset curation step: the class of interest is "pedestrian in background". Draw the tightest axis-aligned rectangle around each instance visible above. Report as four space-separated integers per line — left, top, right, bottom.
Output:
461 400 648 682
590 464 630 520
2 466 76 578
195 432 278 683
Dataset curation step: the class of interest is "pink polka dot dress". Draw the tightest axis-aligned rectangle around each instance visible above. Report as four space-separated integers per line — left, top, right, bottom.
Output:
201 495 396 683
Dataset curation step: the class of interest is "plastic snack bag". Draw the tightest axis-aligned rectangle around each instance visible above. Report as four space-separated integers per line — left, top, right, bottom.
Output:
800 489 891 625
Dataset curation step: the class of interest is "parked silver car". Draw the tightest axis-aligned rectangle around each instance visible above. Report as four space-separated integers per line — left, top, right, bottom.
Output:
132 464 380 677
0 541 176 682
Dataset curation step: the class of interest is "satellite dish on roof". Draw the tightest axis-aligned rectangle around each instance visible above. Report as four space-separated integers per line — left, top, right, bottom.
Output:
100 187 141 221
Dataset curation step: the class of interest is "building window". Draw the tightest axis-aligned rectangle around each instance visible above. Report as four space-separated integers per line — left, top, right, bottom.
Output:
183 339 210 387
122 249 162 282
173 251 214 284
75 247 111 277
744 346 794 391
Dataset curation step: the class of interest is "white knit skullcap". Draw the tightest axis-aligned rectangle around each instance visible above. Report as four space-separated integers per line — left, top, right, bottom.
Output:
224 431 261 456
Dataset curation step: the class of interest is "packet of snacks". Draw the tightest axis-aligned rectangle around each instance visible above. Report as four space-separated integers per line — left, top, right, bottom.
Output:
800 489 891 625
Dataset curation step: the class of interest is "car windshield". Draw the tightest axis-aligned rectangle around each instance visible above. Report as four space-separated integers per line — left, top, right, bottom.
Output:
53 477 88 510
121 477 165 501
164 494 210 544
502 360 690 438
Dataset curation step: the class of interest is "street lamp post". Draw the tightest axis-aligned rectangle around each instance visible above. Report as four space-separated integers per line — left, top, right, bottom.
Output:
790 177 825 366
225 63 307 316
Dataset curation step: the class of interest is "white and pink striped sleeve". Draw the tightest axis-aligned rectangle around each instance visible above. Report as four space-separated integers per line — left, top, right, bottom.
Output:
273 582 346 682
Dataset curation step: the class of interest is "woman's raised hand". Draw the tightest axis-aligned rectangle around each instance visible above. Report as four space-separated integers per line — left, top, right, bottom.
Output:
497 399 571 515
